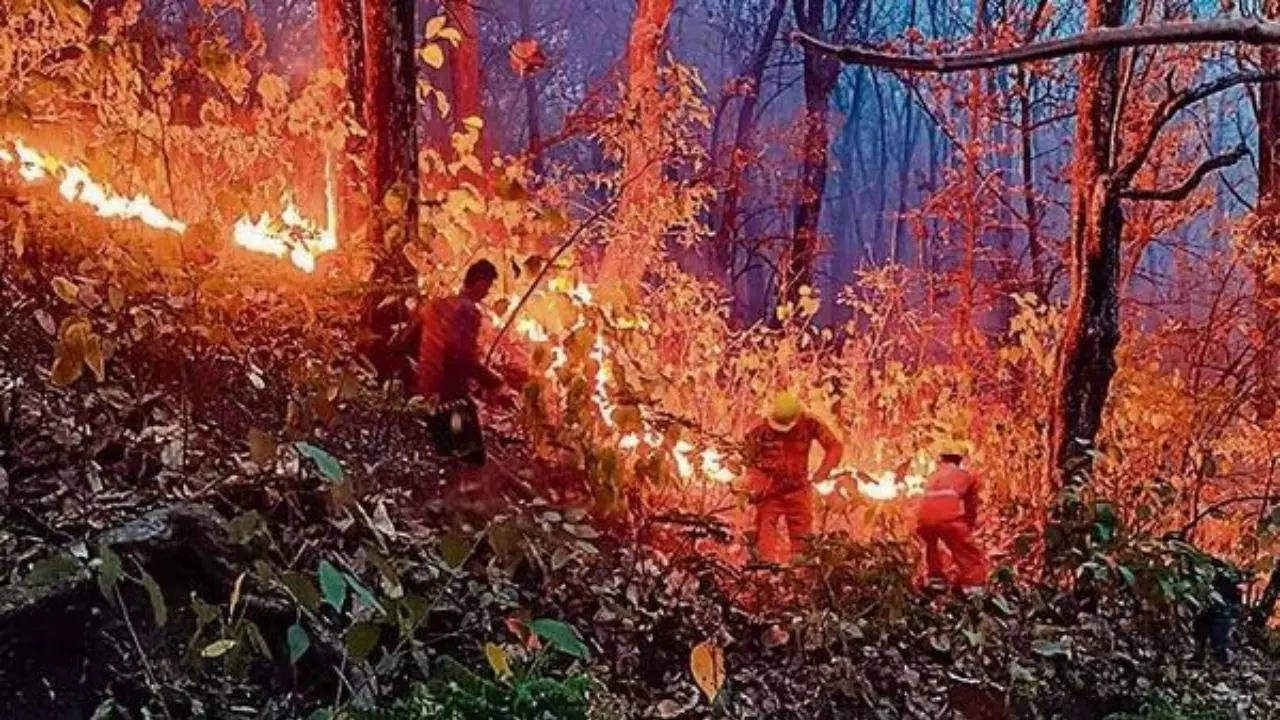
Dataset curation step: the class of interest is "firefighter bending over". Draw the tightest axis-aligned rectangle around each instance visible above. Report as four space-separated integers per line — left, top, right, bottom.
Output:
743 392 843 564
916 441 988 593
417 260 508 486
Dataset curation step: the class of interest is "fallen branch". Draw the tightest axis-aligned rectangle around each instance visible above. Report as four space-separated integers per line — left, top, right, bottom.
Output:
1120 145 1249 202
792 18 1280 73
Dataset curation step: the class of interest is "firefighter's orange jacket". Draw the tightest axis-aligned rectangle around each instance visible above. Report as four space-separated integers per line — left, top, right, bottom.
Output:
917 462 980 527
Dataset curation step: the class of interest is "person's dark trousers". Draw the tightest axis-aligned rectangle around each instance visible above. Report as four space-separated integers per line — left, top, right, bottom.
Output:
1193 607 1233 662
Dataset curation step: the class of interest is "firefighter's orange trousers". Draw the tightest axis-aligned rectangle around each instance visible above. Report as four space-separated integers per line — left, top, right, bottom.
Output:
917 520 987 588
755 489 813 564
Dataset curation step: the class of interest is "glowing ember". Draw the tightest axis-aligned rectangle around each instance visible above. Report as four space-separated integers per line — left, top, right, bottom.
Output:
2 137 334 272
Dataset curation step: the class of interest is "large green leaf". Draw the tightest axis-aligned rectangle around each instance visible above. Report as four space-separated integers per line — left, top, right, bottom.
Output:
138 568 167 627
294 442 344 483
344 573 384 614
287 623 311 664
202 639 236 658
439 533 471 568
95 546 122 604
281 571 322 613
528 618 589 659
317 560 347 610
344 621 381 661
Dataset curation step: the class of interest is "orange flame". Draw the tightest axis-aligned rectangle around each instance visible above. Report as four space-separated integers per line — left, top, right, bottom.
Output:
2 137 334 272
497 277 924 502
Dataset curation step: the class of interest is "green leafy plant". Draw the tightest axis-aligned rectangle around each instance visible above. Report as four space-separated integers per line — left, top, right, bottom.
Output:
355 618 594 720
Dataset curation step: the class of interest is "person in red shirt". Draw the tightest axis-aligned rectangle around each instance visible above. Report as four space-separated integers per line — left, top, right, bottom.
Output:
916 443 987 593
742 392 843 564
417 260 507 470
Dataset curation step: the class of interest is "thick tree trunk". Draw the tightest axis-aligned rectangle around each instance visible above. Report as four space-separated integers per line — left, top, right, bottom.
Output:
518 0 543 172
784 0 862 308
318 0 365 241
360 0 418 383
363 0 418 270
601 0 675 285
1256 0 1280 420
788 58 834 305
786 0 848 307
446 0 486 158
1045 0 1125 490
625 0 674 187
715 0 787 277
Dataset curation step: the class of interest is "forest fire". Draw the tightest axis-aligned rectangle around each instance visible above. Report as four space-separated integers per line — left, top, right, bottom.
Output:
1 137 333 272
232 202 337 274
2 140 187 234
500 279 921 501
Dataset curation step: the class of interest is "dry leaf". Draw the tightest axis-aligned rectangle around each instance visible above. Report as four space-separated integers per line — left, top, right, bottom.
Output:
508 37 547 76
420 43 444 69
655 699 686 718
12 219 25 259
78 285 102 309
49 352 82 387
424 14 446 39
247 428 277 465
51 276 79 304
484 642 512 679
34 309 56 336
371 501 396 537
689 640 725 703
108 284 125 311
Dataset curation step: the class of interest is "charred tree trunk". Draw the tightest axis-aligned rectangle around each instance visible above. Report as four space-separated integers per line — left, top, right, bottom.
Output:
1016 64 1047 301
1045 0 1125 492
786 0 859 307
1255 0 1280 421
360 0 419 383
318 0 365 242
715 0 786 278
518 0 543 172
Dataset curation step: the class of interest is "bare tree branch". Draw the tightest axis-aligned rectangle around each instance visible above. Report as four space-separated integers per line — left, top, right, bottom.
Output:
1116 71 1280 186
1120 144 1249 202
791 18 1280 73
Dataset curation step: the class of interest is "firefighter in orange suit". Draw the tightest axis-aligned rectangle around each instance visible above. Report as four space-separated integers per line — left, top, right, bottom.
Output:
743 392 843 564
917 442 988 592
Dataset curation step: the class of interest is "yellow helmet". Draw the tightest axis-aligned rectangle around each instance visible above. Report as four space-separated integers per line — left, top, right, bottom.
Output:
936 437 969 459
768 391 803 432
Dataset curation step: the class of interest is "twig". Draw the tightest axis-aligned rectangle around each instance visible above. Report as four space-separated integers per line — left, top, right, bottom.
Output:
483 159 656 365
114 585 175 720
